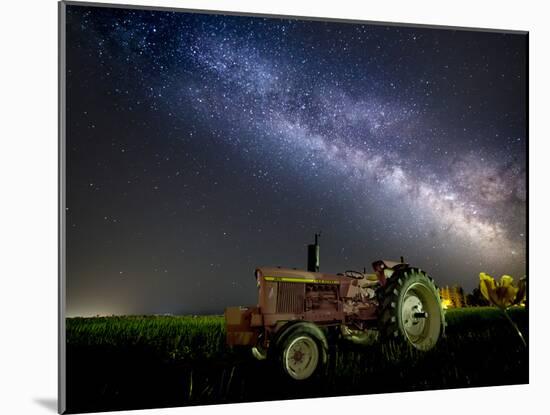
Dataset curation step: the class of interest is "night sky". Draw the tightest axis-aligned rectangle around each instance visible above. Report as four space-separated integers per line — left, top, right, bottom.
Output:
65 5 527 317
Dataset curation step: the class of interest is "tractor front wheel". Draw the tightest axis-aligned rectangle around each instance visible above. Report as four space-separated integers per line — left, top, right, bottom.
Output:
282 334 319 380
271 322 328 381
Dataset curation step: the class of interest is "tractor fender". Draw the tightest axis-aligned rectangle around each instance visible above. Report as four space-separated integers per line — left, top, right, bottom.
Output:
270 321 329 364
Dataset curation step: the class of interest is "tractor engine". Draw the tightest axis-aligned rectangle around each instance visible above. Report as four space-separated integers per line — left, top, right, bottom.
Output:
304 283 339 313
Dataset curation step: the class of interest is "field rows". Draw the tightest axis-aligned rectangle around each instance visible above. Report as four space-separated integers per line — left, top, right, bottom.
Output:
66 307 528 413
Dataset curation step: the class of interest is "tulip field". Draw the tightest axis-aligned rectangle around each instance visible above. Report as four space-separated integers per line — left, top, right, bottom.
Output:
66 307 527 413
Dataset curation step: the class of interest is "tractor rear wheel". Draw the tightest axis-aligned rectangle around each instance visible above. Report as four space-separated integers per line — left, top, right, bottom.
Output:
379 268 445 350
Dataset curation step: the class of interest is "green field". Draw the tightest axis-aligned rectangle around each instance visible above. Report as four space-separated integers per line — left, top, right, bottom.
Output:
66 307 528 413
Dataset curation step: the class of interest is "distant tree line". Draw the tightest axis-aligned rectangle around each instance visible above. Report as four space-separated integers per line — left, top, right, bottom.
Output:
465 287 490 306
440 285 489 308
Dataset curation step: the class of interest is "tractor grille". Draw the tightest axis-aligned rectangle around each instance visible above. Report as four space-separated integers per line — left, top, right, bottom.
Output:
276 282 305 313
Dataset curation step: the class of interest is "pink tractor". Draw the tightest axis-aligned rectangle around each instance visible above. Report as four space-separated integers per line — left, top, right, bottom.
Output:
225 235 445 380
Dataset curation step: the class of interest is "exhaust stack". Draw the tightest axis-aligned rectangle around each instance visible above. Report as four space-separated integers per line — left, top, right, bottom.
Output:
307 233 320 272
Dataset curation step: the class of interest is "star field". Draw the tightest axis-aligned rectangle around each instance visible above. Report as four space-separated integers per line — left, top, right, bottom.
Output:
65 5 526 316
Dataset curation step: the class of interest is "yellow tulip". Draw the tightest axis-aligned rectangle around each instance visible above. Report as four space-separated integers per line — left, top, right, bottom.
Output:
479 273 525 309
478 272 527 347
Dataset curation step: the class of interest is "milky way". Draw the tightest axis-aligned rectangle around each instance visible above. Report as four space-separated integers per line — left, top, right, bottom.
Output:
65 5 526 316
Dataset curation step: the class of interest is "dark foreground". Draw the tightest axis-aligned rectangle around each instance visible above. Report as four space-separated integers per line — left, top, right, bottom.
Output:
65 307 528 413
